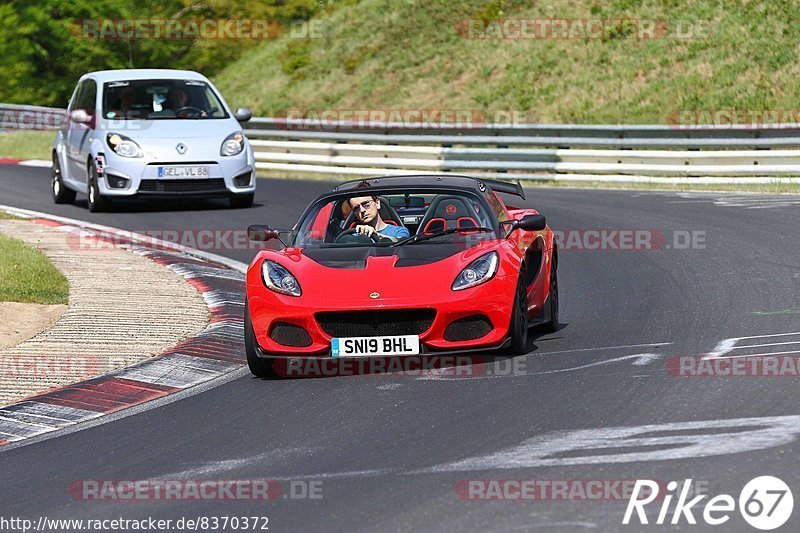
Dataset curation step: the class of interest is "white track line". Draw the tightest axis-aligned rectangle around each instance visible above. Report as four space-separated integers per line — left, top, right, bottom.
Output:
704 332 800 359
531 342 672 357
705 350 800 360
418 353 663 380
726 331 800 341
528 353 661 375
733 340 800 350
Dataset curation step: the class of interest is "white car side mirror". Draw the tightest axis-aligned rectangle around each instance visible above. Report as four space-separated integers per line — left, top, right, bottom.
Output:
234 107 253 122
70 109 91 124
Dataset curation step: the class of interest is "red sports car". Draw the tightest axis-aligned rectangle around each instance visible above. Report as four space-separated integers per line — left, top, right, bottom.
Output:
244 175 558 377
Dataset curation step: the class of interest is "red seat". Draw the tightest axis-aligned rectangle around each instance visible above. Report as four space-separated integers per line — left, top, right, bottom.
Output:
423 218 446 235
457 217 477 229
417 195 482 236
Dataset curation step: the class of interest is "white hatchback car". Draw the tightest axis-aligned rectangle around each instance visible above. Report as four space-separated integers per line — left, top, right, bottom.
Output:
52 69 256 211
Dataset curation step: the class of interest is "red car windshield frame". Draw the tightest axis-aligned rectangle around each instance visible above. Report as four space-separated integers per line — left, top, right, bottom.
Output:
290 187 502 247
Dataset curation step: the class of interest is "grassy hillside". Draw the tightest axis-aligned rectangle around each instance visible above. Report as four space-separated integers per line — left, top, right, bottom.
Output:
214 0 800 124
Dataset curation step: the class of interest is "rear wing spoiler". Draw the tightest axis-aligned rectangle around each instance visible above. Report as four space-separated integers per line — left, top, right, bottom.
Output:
482 178 526 200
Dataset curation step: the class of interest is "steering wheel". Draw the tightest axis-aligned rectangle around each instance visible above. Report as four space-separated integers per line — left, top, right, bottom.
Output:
334 228 389 244
174 106 205 118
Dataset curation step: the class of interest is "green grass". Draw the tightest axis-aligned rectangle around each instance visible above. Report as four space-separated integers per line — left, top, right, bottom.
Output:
0 233 69 304
229 0 800 194
0 212 23 220
0 131 53 160
214 0 800 125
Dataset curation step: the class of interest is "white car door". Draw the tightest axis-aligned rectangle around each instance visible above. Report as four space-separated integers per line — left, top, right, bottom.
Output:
65 79 97 184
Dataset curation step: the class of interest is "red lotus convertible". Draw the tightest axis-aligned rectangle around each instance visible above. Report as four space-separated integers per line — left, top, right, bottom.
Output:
244 175 558 377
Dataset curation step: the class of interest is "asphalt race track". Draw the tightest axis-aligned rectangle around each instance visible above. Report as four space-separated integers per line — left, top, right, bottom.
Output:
2 164 800 531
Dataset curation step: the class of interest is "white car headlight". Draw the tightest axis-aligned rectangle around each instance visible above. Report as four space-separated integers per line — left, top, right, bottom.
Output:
261 260 302 296
106 133 143 158
221 131 245 156
452 251 499 291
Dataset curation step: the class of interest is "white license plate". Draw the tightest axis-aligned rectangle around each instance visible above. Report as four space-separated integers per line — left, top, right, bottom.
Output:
331 335 420 357
158 165 209 178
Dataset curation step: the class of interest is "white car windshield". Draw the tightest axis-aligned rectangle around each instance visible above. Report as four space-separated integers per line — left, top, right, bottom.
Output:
102 79 228 120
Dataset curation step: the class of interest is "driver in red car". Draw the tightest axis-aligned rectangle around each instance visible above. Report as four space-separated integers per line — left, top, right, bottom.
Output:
348 195 410 240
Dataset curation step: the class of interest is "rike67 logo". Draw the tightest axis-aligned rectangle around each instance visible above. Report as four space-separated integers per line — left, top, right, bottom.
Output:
623 476 793 530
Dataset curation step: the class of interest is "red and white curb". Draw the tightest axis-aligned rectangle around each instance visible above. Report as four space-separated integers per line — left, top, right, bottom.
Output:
0 158 50 168
0 205 248 447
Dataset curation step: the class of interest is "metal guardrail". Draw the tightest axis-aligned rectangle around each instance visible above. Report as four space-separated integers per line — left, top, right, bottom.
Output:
4 104 800 182
249 139 800 178
242 117 800 182
243 117 800 149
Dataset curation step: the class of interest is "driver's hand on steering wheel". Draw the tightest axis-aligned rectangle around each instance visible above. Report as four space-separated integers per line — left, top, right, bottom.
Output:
354 225 377 238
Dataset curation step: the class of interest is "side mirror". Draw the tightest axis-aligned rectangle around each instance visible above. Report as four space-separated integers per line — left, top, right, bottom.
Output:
234 107 253 122
503 214 546 236
70 109 91 124
517 214 546 231
248 225 278 241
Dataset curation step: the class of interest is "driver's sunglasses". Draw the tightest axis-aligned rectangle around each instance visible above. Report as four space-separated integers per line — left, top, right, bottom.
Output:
352 200 374 212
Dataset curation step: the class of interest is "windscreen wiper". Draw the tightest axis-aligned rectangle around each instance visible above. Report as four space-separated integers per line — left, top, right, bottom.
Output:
391 226 494 247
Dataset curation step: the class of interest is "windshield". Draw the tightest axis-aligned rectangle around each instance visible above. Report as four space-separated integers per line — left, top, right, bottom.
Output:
102 79 229 120
293 189 499 248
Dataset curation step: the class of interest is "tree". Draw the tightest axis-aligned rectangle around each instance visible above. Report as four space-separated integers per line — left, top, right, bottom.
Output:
0 0 320 106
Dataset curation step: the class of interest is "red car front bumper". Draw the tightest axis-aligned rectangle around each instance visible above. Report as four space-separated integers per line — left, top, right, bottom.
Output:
246 268 522 358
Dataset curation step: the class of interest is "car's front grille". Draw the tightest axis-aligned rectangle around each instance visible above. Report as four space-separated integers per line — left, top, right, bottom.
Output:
269 322 313 347
138 179 227 194
443 314 493 341
315 309 436 338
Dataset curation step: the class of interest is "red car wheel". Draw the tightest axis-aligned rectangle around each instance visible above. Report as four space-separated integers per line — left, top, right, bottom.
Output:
507 272 529 355
245 304 278 378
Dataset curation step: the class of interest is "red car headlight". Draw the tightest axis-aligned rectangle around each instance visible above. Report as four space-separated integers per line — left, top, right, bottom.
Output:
452 251 499 291
261 260 302 297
